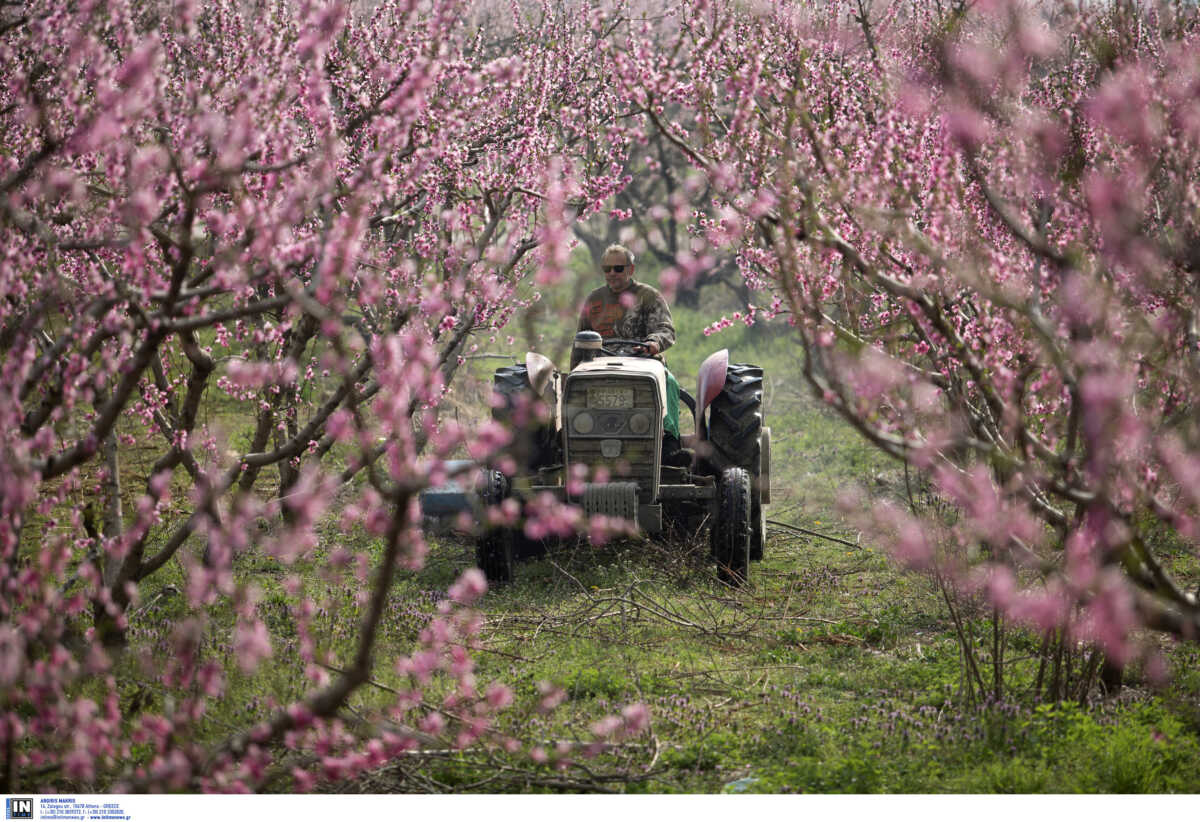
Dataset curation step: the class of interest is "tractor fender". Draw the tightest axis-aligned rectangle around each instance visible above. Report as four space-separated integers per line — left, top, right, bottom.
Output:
696 348 729 439
525 351 556 397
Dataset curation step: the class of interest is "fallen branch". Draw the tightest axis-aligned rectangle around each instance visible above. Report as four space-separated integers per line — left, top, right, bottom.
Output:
767 519 861 549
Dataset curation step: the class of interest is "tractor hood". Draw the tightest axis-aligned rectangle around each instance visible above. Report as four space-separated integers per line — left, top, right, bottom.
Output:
570 356 668 400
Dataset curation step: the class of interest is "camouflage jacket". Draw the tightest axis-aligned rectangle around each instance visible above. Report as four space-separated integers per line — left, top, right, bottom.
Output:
573 280 675 367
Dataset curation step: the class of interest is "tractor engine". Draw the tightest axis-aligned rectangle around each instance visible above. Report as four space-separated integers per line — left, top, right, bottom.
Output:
562 359 666 505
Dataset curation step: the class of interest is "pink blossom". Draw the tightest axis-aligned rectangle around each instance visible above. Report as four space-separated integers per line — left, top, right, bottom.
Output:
949 42 999 88
1009 587 1072 633
1017 21 1057 59
1088 68 1157 148
537 680 566 713
448 568 487 605
621 703 650 734
986 568 1017 611
292 767 317 792
419 712 445 735
485 682 513 709
944 105 990 149
590 716 622 738
1075 572 1137 666
894 518 932 569
0 0 1197 793
233 619 273 674
0 624 24 686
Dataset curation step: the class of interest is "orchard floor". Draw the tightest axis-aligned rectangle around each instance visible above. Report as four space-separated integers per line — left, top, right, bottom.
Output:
322 519 1200 794
321 330 1200 793
113 303 1200 793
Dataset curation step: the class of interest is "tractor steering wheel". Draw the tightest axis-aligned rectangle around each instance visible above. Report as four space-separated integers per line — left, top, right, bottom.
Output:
599 338 654 357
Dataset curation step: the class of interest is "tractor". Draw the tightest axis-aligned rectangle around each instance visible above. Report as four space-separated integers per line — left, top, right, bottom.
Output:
470 330 771 585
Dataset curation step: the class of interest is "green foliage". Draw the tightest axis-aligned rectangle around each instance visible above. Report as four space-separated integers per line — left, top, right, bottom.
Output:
978 758 1050 794
751 753 884 794
567 668 632 700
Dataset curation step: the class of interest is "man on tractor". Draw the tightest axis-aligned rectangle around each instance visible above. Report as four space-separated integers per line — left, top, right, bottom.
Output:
573 244 688 465
435 245 767 584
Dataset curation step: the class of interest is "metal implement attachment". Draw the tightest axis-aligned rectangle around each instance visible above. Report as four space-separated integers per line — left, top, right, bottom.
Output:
638 503 662 533
657 483 716 500
419 460 484 516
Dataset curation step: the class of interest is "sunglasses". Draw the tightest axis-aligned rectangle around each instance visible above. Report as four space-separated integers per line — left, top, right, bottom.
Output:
602 265 628 273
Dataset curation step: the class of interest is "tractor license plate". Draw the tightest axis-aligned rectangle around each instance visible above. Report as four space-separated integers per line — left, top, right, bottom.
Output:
587 386 633 409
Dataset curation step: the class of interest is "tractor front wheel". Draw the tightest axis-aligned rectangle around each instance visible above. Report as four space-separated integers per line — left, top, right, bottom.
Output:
712 467 752 587
475 470 514 584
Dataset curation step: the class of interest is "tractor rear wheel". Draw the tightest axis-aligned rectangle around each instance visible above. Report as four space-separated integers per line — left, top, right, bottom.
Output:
707 363 763 472
712 467 751 586
750 427 770 560
707 364 766 562
475 470 513 584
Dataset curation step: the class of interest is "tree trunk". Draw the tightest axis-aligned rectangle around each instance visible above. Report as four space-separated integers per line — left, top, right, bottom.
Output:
93 430 127 647
1100 656 1124 694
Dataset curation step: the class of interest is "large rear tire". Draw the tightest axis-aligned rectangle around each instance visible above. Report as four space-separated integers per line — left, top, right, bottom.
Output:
708 365 765 563
712 467 751 586
475 470 514 584
750 427 770 561
707 364 763 472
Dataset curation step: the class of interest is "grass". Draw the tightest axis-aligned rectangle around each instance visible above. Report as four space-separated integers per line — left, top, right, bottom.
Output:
40 251 1200 793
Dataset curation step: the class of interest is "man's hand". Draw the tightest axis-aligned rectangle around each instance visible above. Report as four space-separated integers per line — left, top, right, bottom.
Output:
643 341 660 356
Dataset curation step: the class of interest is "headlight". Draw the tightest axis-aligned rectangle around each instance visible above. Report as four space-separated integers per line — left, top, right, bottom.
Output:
629 412 651 434
573 411 595 434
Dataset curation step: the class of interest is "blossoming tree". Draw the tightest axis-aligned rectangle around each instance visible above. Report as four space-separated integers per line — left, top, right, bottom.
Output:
5 0 1200 792
0 0 648 791
628 0 1200 688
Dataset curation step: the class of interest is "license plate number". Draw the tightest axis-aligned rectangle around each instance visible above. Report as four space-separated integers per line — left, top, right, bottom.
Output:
587 386 633 409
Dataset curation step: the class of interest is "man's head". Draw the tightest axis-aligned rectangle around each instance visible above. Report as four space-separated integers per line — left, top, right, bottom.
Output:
601 244 635 293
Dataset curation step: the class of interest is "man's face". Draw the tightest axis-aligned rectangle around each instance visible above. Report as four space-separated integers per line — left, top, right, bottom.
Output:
601 251 634 292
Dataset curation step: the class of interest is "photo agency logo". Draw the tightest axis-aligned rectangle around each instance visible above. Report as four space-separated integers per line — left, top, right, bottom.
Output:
4 798 33 820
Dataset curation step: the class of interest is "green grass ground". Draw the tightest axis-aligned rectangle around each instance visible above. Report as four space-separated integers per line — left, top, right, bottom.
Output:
75 253 1200 793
